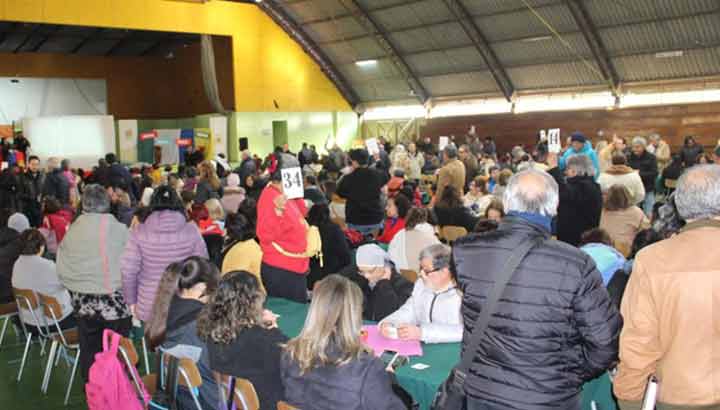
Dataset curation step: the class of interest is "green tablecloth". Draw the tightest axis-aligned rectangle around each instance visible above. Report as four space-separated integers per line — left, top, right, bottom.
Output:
265 297 616 410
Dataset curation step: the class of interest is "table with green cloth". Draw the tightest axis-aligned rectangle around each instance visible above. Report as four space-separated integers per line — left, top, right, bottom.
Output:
265 297 616 410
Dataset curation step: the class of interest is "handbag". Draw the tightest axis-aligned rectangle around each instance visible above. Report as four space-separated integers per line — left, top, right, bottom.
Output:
431 237 543 410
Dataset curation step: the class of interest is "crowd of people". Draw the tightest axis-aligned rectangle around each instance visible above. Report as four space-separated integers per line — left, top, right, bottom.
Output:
0 130 718 410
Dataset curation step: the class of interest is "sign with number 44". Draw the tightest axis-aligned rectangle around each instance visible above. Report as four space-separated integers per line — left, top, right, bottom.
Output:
281 167 304 199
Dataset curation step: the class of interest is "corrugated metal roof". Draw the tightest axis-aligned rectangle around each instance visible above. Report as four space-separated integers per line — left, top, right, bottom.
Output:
267 0 720 103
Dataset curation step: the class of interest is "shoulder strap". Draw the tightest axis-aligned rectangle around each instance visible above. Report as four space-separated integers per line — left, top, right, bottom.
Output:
457 237 543 374
679 218 720 234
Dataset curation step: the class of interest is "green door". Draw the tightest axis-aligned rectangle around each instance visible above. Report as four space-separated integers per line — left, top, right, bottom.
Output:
272 121 288 150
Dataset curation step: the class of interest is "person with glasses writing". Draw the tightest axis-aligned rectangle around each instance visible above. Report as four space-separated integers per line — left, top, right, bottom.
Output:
378 244 462 343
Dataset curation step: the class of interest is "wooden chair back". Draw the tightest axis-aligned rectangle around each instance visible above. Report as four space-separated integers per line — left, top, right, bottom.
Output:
13 288 38 310
119 337 139 367
37 293 62 322
439 226 468 243
0 302 18 316
277 402 298 410
176 358 203 388
399 269 418 283
234 378 260 410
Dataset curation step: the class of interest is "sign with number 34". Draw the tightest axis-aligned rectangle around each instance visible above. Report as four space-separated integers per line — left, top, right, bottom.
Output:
281 167 304 199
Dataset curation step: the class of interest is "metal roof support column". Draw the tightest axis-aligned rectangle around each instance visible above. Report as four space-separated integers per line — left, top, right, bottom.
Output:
258 0 361 109
342 0 430 104
565 0 621 97
442 0 515 102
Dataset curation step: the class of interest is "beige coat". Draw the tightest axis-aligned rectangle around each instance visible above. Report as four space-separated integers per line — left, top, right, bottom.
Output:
614 222 720 409
654 140 671 171
598 165 646 205
599 206 649 252
435 158 466 201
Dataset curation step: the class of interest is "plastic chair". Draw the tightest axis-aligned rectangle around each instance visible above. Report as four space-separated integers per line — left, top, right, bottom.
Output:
438 226 468 243
0 301 19 348
37 293 80 405
399 269 418 283
277 402 298 410
13 287 50 383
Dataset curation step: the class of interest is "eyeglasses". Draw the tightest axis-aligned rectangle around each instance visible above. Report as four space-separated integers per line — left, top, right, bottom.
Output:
419 267 441 277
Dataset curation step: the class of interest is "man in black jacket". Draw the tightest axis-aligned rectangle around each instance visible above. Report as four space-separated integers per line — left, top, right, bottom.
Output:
17 155 45 227
0 209 24 304
628 136 658 215
336 149 388 235
41 157 69 205
339 244 413 322
548 153 602 246
453 169 621 410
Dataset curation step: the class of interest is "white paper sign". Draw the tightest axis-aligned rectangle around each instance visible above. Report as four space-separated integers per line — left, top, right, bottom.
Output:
366 138 380 156
548 128 561 153
1 162 7 171
281 167 304 199
539 129 547 142
439 136 449 151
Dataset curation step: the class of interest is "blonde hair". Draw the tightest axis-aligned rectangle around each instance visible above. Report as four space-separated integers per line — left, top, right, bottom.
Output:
205 198 225 221
284 275 368 374
198 160 221 190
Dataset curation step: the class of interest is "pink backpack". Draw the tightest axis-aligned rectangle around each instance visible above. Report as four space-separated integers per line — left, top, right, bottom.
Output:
86 329 150 410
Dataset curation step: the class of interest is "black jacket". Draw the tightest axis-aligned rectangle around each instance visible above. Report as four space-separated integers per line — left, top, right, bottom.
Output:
336 167 387 226
453 217 622 410
339 265 413 322
0 170 18 211
432 205 478 233
42 169 69 204
18 170 45 204
0 227 22 303
281 352 405 410
163 296 219 409
307 222 351 290
680 145 703 167
549 168 602 247
628 150 659 193
208 327 288 410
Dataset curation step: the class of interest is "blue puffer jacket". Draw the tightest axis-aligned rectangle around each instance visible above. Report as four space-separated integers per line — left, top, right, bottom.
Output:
559 141 600 179
453 217 622 410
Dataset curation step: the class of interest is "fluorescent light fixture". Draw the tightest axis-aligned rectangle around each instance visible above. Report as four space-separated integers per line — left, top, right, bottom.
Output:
430 98 512 118
655 50 684 58
522 35 553 43
362 105 426 120
620 89 720 108
355 59 378 67
514 92 615 113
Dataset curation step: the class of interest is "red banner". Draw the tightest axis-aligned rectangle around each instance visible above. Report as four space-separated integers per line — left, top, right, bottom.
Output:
176 138 192 147
140 130 158 141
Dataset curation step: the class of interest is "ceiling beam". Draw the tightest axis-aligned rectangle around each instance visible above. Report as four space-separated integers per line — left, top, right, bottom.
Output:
104 31 135 56
257 0 361 108
342 0 430 104
71 27 105 54
140 35 178 56
13 25 38 53
29 25 61 52
565 0 621 96
442 0 515 102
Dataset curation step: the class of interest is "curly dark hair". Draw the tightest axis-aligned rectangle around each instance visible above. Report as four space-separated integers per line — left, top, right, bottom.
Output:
197 270 265 344
225 212 255 242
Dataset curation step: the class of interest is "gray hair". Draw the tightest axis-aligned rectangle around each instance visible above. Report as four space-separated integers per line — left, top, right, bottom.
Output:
444 144 458 159
46 157 61 171
418 243 452 271
648 134 660 143
632 136 647 147
566 154 596 177
503 169 559 217
675 164 720 221
82 184 111 214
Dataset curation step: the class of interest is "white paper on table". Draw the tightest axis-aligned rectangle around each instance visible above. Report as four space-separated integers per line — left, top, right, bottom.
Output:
548 128 561 153
281 167 304 199
366 138 380 156
439 136 449 151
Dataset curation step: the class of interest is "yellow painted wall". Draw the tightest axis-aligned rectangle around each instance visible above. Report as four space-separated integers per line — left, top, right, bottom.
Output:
0 0 351 112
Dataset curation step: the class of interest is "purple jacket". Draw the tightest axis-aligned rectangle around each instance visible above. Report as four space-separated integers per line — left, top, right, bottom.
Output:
121 210 208 322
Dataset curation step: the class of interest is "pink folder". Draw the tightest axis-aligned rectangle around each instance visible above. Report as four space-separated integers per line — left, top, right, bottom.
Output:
362 325 423 357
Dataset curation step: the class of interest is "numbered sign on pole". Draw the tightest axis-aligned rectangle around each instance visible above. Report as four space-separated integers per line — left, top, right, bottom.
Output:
281 167 304 199
439 136 449 151
539 129 547 142
548 128 561 153
366 138 380 156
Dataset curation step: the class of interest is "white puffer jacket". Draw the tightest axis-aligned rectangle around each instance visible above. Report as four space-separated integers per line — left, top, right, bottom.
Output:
598 165 646 204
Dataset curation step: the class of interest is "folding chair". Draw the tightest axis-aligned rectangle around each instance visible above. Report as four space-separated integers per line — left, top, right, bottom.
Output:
176 356 204 410
118 337 153 401
438 226 468 243
0 301 19 348
13 287 50 383
37 293 80 405
217 373 260 410
277 401 298 410
399 269 418 283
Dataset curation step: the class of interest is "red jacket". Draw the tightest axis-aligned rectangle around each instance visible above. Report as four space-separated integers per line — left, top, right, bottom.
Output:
43 209 73 244
376 217 405 244
256 184 309 274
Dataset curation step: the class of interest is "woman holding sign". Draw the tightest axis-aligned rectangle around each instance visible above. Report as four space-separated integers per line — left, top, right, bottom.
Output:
256 154 310 303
